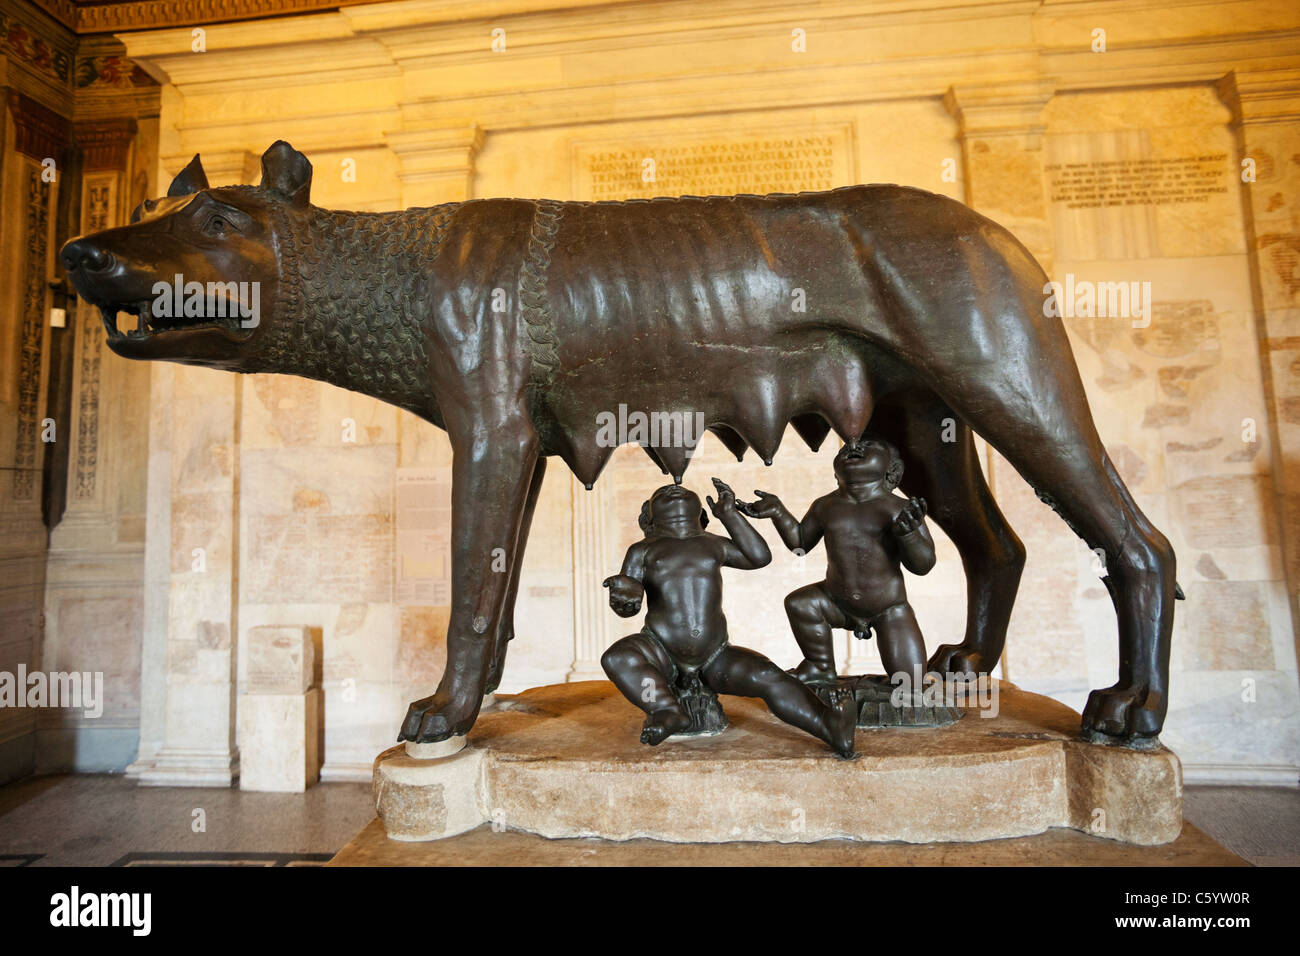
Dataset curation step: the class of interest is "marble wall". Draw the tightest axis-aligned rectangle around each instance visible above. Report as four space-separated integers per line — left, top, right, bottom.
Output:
91 0 1300 784
996 87 1299 777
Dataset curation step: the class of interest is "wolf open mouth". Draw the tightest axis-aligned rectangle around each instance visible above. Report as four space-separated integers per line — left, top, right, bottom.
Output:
96 300 251 342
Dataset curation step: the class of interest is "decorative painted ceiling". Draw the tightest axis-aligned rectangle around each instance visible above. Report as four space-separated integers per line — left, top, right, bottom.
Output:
25 0 392 34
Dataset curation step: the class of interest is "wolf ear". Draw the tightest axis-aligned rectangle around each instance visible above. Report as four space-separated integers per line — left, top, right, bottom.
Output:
167 154 208 197
260 140 312 207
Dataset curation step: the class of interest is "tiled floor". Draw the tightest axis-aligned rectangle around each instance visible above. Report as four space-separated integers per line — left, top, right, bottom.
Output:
1183 785 1300 866
0 774 374 866
0 773 1295 865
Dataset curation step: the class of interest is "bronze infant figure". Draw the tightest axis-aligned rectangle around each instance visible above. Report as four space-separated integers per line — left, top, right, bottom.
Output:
602 479 859 756
739 434 935 692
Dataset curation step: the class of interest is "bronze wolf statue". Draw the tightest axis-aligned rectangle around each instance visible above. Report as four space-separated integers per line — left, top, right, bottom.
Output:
61 141 1178 745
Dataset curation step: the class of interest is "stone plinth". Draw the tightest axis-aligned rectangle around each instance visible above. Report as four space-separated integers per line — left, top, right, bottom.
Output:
238 687 321 793
373 680 1182 846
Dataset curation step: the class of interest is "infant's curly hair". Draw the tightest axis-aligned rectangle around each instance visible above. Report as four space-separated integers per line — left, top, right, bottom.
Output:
639 484 709 534
883 439 904 488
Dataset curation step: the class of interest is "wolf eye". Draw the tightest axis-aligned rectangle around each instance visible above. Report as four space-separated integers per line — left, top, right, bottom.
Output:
130 198 154 224
203 214 231 237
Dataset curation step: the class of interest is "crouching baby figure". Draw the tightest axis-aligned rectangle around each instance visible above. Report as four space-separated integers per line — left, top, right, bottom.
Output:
601 478 858 757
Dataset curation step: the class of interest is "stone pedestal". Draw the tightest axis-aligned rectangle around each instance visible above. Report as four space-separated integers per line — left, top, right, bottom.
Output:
238 688 322 793
373 680 1182 846
237 625 321 792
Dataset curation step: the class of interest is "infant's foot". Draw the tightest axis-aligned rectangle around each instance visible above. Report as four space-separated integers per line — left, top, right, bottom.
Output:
790 659 838 685
641 707 692 745
825 688 859 758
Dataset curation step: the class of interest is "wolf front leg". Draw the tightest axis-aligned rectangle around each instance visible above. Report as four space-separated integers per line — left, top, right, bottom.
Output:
399 423 541 742
485 456 547 693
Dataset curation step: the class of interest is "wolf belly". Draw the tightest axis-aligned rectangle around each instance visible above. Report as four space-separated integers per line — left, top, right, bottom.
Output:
525 188 908 484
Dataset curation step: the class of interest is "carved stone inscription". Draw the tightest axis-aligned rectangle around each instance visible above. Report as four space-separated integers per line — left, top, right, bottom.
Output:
1046 154 1229 209
395 467 452 606
575 127 853 201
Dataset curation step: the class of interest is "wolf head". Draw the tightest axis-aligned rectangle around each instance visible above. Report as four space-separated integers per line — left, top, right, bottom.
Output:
61 140 312 372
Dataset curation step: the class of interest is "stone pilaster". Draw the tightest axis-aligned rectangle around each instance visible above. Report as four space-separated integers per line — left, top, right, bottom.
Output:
945 81 1056 272
137 366 241 787
569 477 612 682
0 91 67 784
125 360 173 778
1217 68 1300 649
38 115 151 773
945 82 1058 685
385 123 484 207
60 119 137 527
132 141 261 785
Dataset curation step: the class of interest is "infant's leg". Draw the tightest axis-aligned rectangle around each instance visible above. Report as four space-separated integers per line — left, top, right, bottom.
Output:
601 633 690 745
704 646 856 756
784 582 848 683
874 604 928 704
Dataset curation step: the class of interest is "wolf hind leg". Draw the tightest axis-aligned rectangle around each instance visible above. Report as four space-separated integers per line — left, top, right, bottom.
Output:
934 382 1175 739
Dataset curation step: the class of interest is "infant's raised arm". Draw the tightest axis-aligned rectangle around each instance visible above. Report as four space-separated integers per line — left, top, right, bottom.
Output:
891 496 936 575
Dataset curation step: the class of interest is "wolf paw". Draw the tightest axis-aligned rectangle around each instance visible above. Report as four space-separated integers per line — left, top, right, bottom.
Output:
927 642 988 677
1081 684 1163 740
398 692 479 743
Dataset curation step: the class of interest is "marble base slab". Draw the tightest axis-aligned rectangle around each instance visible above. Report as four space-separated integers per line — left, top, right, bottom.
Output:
373 680 1183 846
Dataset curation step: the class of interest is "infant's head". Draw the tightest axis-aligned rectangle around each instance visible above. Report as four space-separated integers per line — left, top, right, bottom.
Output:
833 433 903 488
639 483 709 534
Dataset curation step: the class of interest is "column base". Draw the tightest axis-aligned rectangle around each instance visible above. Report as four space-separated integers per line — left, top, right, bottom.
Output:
137 747 239 788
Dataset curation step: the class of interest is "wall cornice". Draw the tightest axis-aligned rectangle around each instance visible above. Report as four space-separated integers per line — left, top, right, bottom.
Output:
119 0 1300 138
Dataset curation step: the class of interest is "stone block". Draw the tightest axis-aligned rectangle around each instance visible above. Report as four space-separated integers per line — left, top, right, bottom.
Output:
238 688 321 792
246 625 315 694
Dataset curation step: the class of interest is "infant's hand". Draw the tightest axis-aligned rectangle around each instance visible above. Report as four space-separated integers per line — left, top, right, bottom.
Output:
892 496 928 537
603 574 644 617
706 477 736 518
736 489 783 519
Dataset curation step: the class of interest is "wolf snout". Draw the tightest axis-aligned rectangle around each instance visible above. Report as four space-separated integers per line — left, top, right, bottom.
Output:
61 236 114 274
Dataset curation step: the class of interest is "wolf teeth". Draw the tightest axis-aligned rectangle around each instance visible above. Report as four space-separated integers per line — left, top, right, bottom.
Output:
94 300 246 340
98 305 123 340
